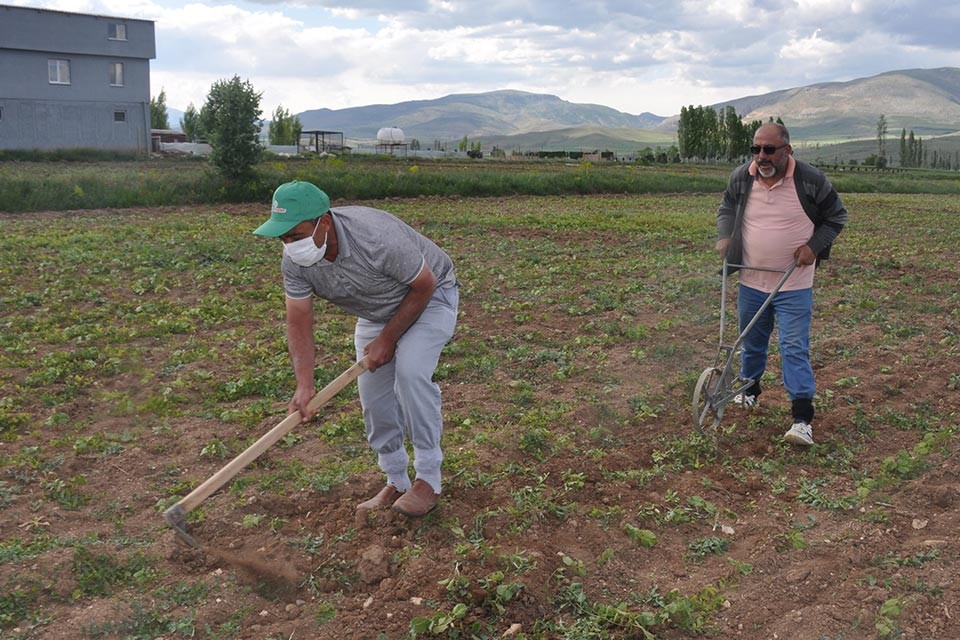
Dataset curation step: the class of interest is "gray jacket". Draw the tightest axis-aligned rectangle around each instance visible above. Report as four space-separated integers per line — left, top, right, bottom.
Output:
717 159 848 267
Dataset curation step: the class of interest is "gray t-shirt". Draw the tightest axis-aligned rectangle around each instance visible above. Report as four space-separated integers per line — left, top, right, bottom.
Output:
282 206 457 322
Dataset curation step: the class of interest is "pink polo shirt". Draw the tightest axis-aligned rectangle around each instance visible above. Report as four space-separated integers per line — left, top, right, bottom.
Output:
740 156 815 292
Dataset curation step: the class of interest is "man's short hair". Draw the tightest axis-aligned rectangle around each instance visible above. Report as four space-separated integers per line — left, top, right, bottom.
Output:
764 122 790 145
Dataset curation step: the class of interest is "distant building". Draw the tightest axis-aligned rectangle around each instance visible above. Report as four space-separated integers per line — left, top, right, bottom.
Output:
0 4 156 153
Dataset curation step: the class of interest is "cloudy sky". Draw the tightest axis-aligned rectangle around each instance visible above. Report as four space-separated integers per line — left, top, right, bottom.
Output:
12 0 960 118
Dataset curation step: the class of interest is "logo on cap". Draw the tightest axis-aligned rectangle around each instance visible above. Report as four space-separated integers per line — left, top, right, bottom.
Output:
271 199 286 213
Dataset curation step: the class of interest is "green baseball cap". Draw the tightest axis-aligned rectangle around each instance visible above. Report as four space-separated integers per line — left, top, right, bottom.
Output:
253 181 331 237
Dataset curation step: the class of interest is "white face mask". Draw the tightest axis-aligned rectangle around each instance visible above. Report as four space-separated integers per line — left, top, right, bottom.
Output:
284 219 328 267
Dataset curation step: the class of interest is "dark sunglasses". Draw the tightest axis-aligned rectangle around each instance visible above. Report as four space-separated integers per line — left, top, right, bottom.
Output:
750 143 788 155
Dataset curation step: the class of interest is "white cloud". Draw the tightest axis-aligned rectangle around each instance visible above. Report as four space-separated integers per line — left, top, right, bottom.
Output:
11 0 960 118
779 28 845 65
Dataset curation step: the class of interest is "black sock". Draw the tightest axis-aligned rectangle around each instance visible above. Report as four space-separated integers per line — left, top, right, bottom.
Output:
792 398 814 423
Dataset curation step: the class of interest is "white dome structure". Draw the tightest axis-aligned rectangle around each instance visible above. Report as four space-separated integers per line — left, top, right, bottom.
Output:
376 127 405 144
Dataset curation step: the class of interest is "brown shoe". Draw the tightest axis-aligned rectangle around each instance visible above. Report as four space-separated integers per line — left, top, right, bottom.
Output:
357 485 403 511
391 479 439 517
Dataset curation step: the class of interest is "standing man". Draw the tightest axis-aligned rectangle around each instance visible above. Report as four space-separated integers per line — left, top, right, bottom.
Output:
715 123 847 446
254 181 459 516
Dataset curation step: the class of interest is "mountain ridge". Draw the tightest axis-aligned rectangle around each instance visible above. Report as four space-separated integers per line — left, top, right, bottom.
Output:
297 89 666 142
689 67 960 140
287 67 960 151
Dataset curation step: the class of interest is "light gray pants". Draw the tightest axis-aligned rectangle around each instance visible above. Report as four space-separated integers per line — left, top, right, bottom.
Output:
354 286 458 493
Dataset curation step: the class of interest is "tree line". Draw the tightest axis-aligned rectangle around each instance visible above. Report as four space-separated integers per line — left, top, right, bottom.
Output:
867 115 958 170
676 105 764 162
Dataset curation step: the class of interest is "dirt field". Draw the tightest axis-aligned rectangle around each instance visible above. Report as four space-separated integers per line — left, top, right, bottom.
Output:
0 194 957 639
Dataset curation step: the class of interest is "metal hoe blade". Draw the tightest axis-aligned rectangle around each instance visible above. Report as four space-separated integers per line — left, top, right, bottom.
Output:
163 503 201 549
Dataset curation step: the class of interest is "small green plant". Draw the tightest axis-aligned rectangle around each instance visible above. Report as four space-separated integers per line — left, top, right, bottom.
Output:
0 481 20 509
598 547 615 566
200 438 229 459
0 579 43 629
502 475 572 532
555 553 587 580
42 476 89 509
876 548 940 568
686 536 730 561
71 547 158 598
726 557 753 575
82 604 195 638
775 529 808 552
797 478 856 510
498 549 535 573
240 513 266 528
875 595 914 638
315 601 336 624
409 604 468 636
298 532 326 556
561 470 586 491
625 524 658 548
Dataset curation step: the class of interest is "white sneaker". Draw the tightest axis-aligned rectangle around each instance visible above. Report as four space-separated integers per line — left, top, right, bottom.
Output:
733 393 758 408
784 421 814 446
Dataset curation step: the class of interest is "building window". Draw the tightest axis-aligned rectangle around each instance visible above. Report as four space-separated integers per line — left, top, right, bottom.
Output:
108 23 127 40
109 63 124 87
114 111 127 123
48 59 71 85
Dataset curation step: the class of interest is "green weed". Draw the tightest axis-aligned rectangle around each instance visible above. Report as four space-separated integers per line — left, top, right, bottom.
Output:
71 547 158 598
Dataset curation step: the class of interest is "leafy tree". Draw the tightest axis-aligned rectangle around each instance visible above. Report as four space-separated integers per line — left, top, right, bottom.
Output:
268 105 302 146
200 76 263 180
410 138 421 150
458 136 468 152
899 129 908 167
150 88 169 129
876 114 888 168
179 103 203 142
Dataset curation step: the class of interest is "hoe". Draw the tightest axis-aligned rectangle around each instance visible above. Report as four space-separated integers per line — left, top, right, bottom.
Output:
163 359 368 548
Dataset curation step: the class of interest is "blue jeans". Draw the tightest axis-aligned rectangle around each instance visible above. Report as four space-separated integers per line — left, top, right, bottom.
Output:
738 285 815 402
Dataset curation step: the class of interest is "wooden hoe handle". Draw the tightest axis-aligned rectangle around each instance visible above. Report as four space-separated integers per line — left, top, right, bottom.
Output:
169 359 367 516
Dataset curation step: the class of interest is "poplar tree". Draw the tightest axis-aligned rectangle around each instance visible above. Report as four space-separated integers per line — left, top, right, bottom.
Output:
150 88 170 130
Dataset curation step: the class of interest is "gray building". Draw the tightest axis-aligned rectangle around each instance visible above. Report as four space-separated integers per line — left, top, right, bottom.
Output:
0 4 156 153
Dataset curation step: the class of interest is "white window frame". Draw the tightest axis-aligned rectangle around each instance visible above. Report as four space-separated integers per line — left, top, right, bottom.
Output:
108 23 127 41
48 59 71 85
114 110 127 123
109 62 124 87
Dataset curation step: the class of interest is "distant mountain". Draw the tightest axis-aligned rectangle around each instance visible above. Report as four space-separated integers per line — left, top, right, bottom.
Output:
296 90 665 143
475 126 676 153
660 67 960 141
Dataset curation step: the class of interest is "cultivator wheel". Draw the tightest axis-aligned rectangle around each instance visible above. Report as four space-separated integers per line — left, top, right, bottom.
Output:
692 366 723 432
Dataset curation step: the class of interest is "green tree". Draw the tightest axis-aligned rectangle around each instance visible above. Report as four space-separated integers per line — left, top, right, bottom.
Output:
876 114 888 168
200 76 263 180
458 136 468 152
410 138 421 150
677 106 691 159
267 105 302 146
150 88 169 129
179 103 203 141
899 129 908 167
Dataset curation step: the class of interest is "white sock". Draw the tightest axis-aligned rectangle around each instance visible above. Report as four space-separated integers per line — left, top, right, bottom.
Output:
413 447 443 494
378 448 411 493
